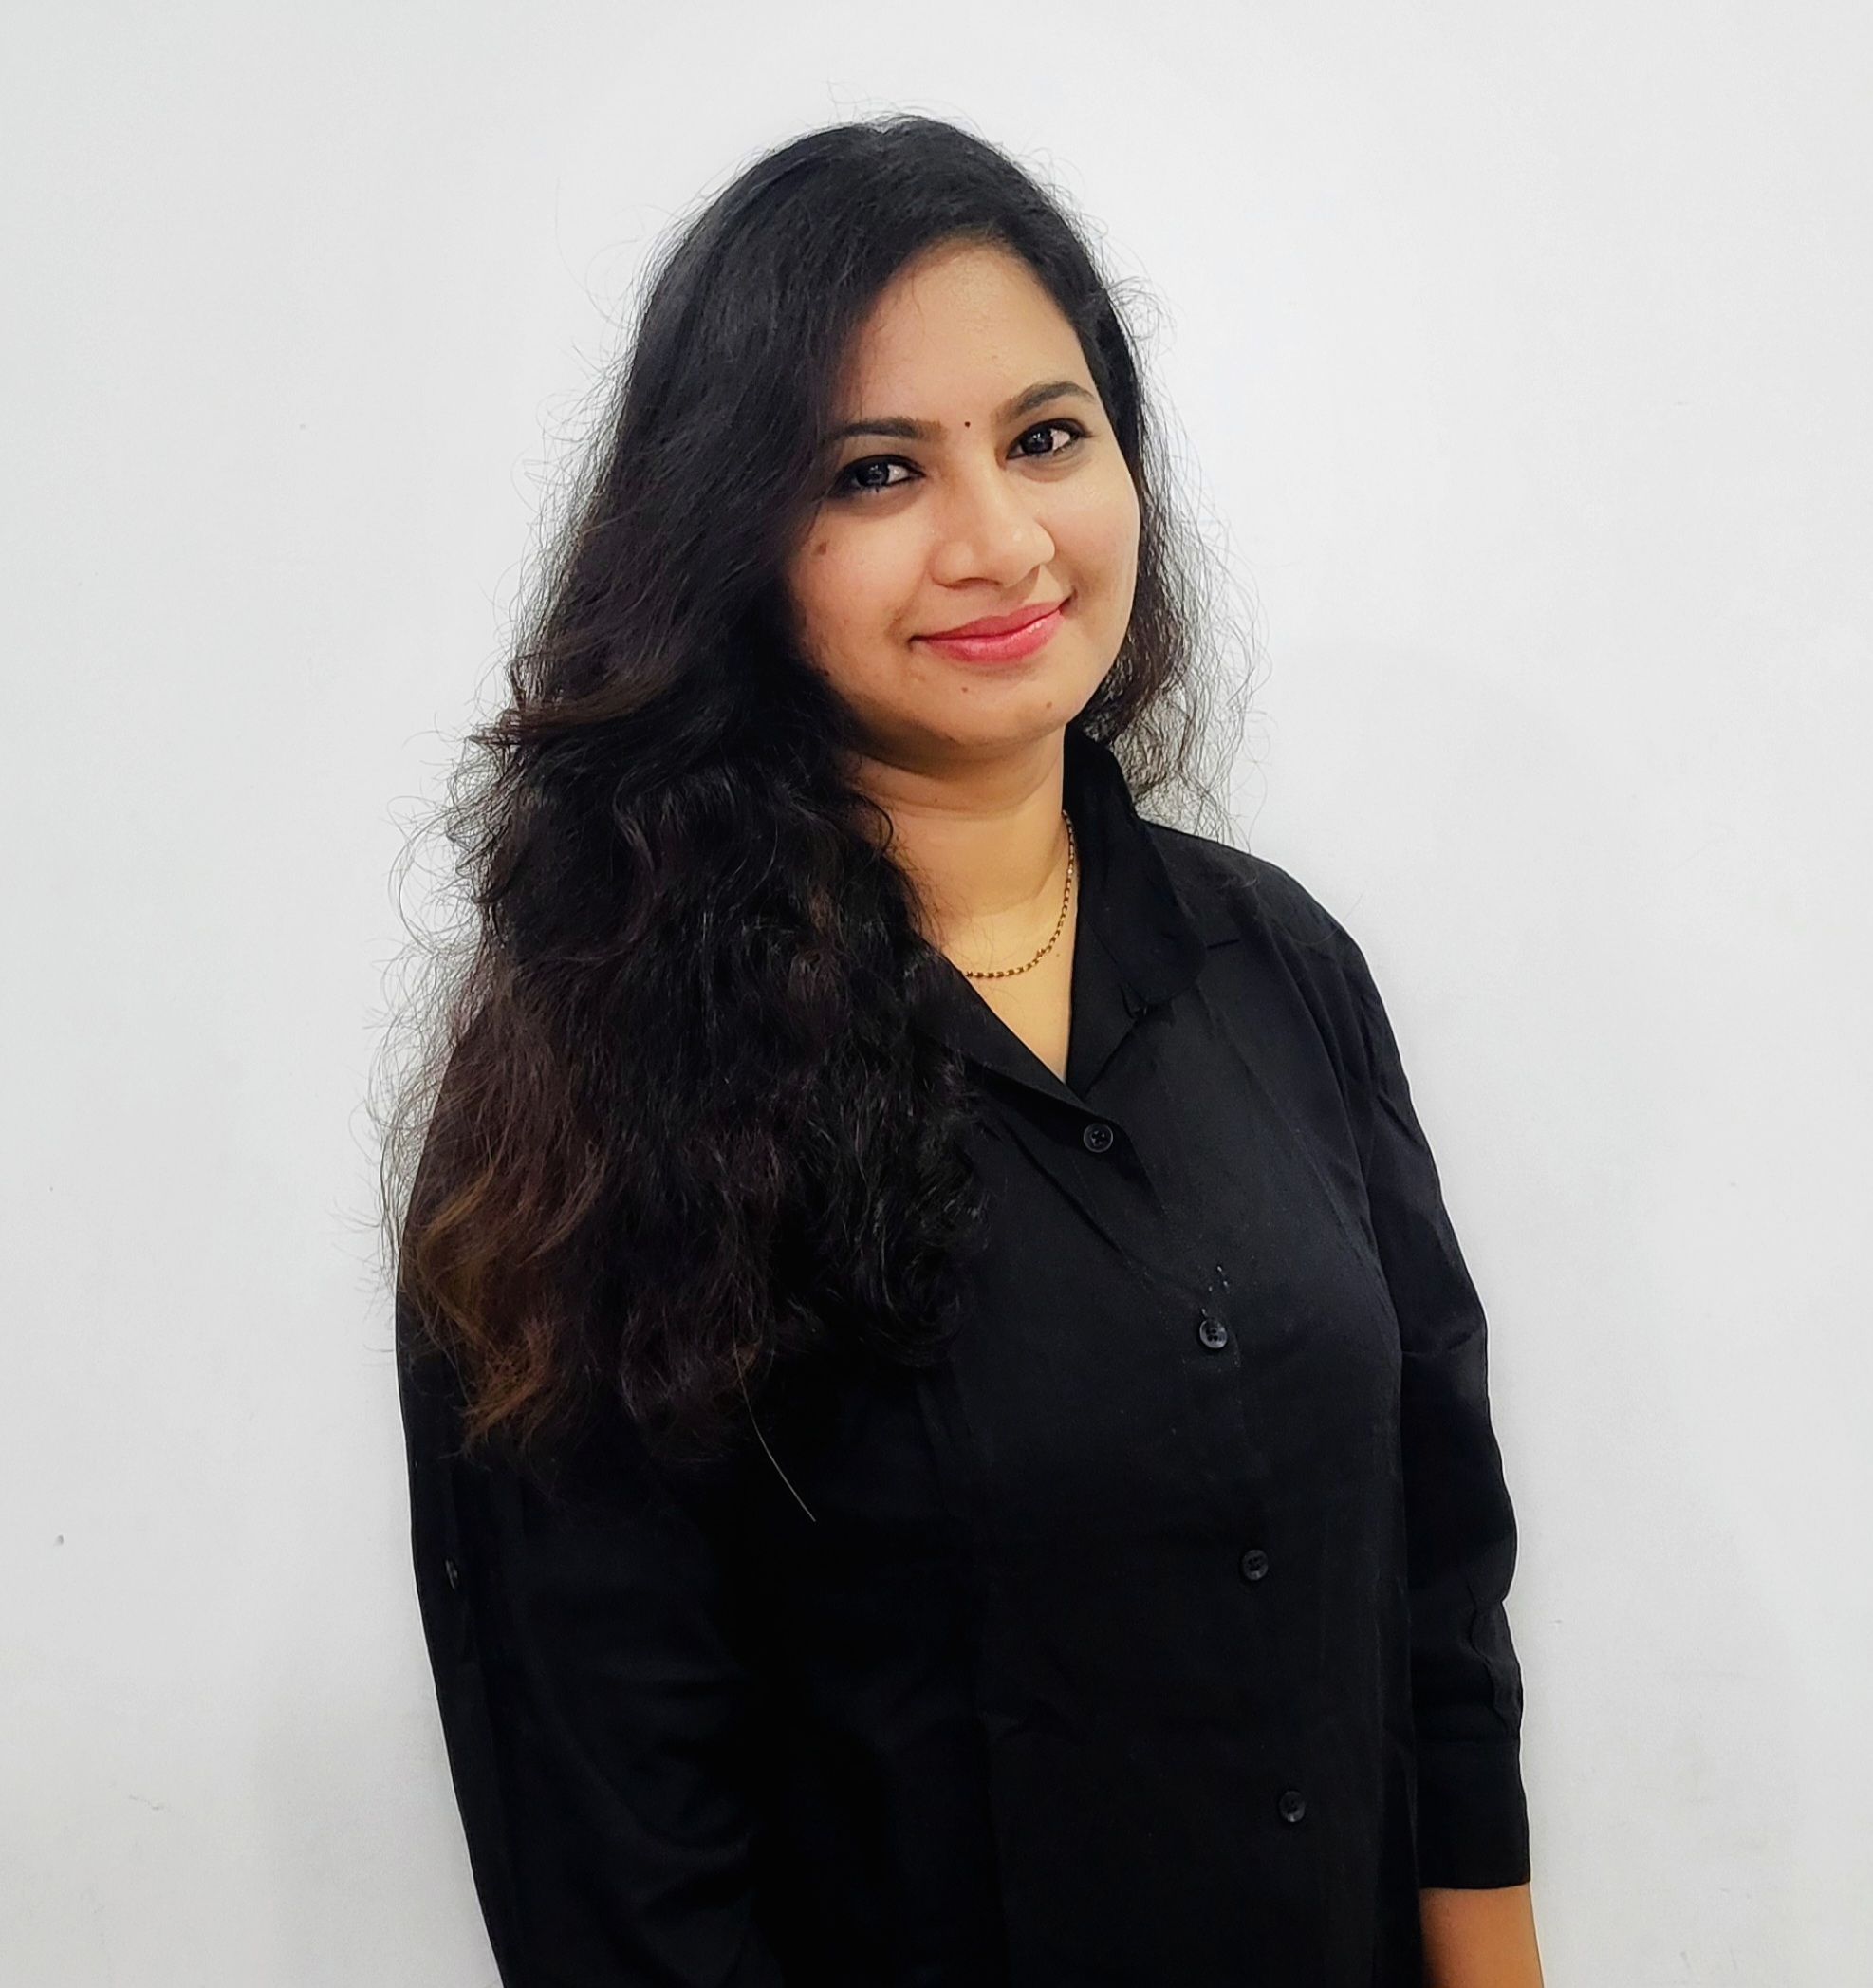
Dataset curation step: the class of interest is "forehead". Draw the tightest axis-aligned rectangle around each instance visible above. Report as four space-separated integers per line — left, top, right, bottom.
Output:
835 241 1087 410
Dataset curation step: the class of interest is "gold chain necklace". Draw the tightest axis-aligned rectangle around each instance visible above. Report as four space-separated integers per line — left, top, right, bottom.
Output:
959 809 1076 981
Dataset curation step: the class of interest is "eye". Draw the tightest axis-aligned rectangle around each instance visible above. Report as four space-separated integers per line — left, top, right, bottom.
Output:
1012 418 1088 460
830 455 917 498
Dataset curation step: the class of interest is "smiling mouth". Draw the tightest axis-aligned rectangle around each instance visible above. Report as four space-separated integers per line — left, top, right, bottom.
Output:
919 598 1068 641
912 598 1070 665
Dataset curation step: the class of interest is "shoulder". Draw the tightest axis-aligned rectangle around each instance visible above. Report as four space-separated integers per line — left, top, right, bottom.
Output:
1141 821 1393 1106
1142 820 1367 976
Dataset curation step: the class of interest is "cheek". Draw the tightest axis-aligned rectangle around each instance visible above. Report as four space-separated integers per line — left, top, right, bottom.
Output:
791 527 913 666
1058 472 1141 599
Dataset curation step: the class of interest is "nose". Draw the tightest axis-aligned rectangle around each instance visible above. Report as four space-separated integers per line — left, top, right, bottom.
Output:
926 450 1056 590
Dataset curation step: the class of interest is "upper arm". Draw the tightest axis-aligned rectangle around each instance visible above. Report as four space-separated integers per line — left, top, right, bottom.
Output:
396 1296 784 1987
1321 924 1532 1888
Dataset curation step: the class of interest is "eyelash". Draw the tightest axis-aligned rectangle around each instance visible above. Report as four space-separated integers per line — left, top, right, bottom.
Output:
829 418 1091 499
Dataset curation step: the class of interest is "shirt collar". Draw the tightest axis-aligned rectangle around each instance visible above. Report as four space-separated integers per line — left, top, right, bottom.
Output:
909 725 1216 1104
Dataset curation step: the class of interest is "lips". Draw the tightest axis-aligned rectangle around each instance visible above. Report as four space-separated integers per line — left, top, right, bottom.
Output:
914 597 1068 666
920 598 1067 641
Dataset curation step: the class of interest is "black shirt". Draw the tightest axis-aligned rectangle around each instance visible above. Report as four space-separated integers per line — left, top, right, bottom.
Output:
396 724 1530 1988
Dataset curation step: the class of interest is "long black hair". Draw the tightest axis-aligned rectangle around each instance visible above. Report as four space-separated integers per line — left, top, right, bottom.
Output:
383 113 1249 1466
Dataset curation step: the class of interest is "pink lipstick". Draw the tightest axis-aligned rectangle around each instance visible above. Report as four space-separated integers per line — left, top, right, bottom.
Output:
916 597 1068 664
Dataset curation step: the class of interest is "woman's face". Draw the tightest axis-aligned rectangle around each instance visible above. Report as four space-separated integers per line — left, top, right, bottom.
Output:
781 239 1141 777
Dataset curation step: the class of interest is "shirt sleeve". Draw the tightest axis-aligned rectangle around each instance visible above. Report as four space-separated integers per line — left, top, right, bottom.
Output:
395 1291 786 1987
1332 933 1533 1891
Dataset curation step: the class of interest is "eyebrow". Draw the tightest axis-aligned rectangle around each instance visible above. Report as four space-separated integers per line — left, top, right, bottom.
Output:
826 378 1097 446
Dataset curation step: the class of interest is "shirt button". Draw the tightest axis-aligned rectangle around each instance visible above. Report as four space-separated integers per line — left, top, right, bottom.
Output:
1081 1121 1115 1153
443 1557 461 1591
1239 1548 1270 1582
1197 1313 1229 1350
1278 1788 1307 1824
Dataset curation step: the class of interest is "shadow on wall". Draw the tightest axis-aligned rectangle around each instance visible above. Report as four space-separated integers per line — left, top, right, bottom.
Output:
250 1647 500 1987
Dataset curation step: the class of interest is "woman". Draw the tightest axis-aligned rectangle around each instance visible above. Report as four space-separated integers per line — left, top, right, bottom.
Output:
389 114 1543 1987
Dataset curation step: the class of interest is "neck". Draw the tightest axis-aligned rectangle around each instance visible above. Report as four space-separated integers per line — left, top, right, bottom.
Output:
850 733 1073 961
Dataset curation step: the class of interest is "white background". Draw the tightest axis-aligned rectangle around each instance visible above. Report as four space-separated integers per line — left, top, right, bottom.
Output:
3 4 1868 1982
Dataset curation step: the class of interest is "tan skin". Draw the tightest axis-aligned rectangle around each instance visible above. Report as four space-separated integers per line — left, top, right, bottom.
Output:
782 236 1543 1986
